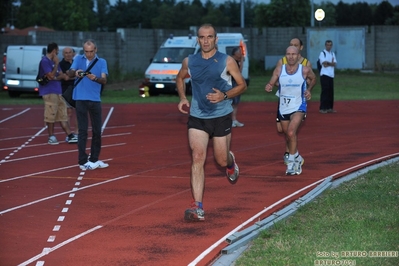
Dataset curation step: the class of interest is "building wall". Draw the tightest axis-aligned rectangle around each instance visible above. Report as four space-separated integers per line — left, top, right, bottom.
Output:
1 26 398 74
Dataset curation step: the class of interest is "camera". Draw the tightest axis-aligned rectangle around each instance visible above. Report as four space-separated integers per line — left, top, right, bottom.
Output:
36 75 49 85
78 71 91 77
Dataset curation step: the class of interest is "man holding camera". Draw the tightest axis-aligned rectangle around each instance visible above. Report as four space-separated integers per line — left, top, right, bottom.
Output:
67 39 109 170
39 42 78 145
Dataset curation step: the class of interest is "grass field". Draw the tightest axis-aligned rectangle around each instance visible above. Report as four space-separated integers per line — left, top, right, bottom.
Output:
1 71 398 105
235 161 399 266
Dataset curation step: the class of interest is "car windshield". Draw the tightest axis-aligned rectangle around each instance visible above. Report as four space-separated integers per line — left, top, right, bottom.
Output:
152 48 195 63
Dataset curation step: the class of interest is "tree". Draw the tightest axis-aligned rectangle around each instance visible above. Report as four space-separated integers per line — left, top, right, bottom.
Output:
265 0 310 27
152 3 175 29
1 0 18 29
171 1 204 30
374 1 394 25
254 3 269 28
97 0 111 31
16 0 96 31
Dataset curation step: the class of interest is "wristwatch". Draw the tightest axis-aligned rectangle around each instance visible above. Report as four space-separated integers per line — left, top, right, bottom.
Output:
94 77 98 82
223 92 228 100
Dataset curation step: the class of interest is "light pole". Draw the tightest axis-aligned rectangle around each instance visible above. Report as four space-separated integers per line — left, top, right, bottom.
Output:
241 0 245 28
311 0 314 27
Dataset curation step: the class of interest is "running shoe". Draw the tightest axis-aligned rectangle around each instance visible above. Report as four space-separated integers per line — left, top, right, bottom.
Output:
48 135 59 145
226 151 239 184
232 120 244 127
184 201 205 222
79 161 99 170
286 160 296 175
295 155 304 175
283 152 289 165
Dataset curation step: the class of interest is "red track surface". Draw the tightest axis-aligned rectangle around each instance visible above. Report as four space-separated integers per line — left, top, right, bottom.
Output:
0 100 398 266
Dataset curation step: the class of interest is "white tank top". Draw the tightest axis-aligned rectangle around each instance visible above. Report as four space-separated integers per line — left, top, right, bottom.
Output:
278 64 307 115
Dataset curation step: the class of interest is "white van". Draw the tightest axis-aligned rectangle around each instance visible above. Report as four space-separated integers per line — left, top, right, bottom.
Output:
140 33 249 96
3 45 82 97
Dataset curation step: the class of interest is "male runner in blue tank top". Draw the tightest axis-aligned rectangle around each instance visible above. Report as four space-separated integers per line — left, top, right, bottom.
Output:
265 46 316 176
176 24 247 222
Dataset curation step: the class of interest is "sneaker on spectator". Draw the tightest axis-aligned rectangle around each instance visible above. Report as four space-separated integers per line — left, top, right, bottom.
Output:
48 135 59 145
79 161 99 170
67 134 78 144
96 160 109 168
283 152 289 165
184 201 205 222
295 155 304 175
232 120 244 127
226 151 239 184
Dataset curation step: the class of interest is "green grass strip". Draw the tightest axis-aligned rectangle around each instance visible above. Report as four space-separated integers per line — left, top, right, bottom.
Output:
235 162 399 266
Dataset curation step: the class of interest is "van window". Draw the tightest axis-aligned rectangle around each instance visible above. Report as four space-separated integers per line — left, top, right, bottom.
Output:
152 48 195 63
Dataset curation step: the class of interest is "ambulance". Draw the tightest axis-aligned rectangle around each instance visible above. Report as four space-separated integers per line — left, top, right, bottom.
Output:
140 33 249 97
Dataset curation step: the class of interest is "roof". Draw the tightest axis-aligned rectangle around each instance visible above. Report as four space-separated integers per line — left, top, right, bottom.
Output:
1 25 55 36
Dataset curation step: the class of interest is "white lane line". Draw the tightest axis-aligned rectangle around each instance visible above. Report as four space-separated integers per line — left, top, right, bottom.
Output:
188 153 399 265
18 225 103 266
0 108 31 124
0 126 47 165
0 173 127 215
0 132 131 148
102 107 114 134
0 158 112 183
0 142 125 164
17 185 194 266
53 225 60 232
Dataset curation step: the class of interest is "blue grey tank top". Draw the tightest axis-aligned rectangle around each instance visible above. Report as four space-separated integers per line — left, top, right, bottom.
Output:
188 51 233 119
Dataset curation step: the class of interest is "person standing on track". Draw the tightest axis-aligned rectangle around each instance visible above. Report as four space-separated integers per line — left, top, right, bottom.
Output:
176 24 247 222
265 46 316 175
59 47 78 136
38 42 78 145
271 38 314 164
319 40 337 114
230 46 245 128
67 39 109 171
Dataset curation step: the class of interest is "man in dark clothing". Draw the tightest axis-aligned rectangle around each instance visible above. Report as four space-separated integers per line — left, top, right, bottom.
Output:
59 47 78 134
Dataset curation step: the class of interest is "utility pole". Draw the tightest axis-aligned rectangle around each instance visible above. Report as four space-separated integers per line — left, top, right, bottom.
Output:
241 0 245 28
311 0 314 27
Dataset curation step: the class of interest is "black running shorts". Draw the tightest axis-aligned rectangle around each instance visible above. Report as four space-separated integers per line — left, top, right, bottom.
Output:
188 113 232 138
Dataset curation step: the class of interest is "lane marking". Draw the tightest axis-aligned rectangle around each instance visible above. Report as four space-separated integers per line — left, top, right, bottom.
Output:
0 108 31 124
0 158 113 183
0 126 47 165
16 184 197 265
18 226 103 266
0 143 124 164
0 132 131 148
0 167 121 215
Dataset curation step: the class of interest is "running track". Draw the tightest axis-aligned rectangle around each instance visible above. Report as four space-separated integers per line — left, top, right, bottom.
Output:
0 100 398 266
